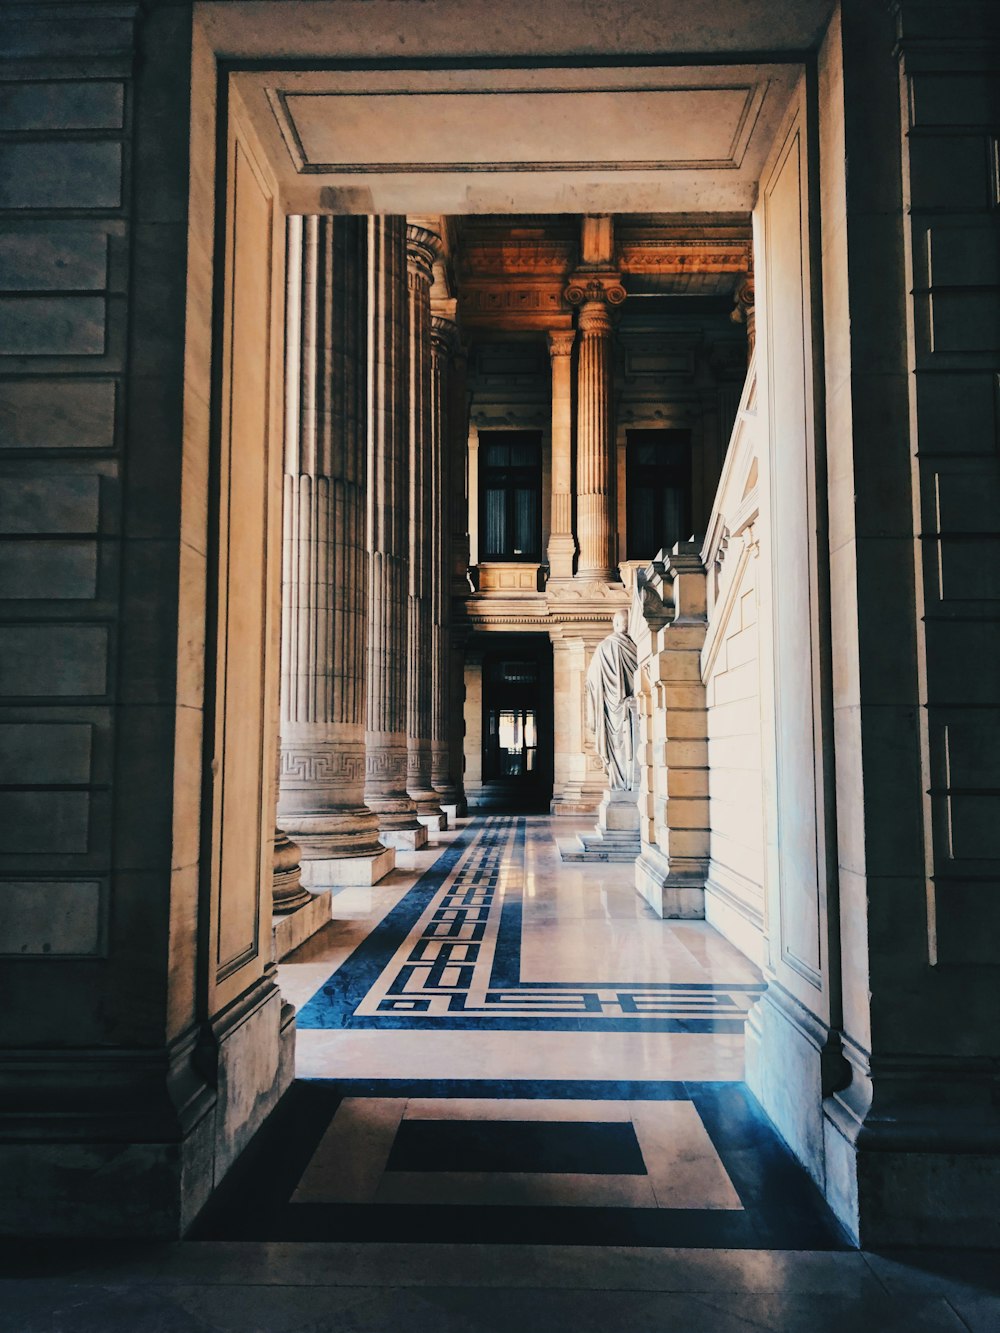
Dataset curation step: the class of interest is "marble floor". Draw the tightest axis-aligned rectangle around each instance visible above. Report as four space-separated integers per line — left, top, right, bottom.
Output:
5 818 999 1328
281 815 762 1083
192 817 842 1248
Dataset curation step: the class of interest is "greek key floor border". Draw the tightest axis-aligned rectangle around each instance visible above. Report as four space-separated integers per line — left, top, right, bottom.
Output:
296 816 764 1033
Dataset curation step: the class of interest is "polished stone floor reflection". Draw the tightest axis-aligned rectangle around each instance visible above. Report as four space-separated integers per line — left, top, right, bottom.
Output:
186 818 842 1248
282 816 761 1083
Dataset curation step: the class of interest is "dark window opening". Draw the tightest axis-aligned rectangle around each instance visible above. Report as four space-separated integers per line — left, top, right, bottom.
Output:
479 431 542 561
626 428 693 560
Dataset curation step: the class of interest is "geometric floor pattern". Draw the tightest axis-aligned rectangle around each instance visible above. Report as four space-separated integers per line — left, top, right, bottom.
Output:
192 1077 849 1248
297 816 765 1033
192 816 845 1247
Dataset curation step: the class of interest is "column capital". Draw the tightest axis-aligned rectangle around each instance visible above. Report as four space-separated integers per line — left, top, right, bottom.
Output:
565 272 626 310
406 223 441 285
547 328 576 358
731 270 756 355
431 311 460 356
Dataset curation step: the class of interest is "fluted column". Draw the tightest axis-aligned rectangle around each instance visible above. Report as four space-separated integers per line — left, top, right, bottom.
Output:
567 277 625 581
447 333 470 816
278 214 394 888
430 309 463 813
364 216 427 851
406 223 446 831
546 328 577 581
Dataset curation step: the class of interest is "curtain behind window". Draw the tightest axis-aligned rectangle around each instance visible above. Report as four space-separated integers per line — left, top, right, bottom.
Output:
484 487 507 557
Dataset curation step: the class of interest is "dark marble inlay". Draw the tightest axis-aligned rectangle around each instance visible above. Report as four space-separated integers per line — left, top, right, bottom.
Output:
385 1119 647 1176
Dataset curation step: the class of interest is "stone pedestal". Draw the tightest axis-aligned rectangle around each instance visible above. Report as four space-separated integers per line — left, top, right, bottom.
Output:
559 788 641 862
271 892 332 961
378 826 427 851
298 847 395 888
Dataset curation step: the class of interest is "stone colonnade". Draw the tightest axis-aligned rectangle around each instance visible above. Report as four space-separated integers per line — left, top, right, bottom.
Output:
274 215 466 890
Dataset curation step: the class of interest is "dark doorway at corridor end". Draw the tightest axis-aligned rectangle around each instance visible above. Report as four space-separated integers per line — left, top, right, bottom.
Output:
476 635 553 813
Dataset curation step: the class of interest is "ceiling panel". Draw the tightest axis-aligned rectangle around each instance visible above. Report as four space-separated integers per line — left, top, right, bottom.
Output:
274 83 766 173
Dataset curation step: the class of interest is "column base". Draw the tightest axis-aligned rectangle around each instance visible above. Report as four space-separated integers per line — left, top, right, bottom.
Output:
634 843 706 918
271 828 312 914
272 892 332 961
299 845 395 888
433 783 464 826
576 566 620 583
417 811 448 833
378 824 428 851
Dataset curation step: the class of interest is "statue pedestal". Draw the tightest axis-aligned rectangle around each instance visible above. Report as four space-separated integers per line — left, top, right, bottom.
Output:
559 789 641 863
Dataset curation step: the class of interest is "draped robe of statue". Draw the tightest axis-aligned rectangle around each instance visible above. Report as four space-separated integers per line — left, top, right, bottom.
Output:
586 616 639 791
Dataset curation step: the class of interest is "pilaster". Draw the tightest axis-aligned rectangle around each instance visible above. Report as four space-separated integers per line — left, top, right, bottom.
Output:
633 544 710 917
545 328 577 581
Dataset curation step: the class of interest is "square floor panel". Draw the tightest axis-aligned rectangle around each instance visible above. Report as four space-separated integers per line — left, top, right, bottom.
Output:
385 1119 647 1175
193 1079 849 1248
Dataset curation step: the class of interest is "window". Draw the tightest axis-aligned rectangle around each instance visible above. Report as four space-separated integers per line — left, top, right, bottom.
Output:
479 431 542 561
626 429 692 560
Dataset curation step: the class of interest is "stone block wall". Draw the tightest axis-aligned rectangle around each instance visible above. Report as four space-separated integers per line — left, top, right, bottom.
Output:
0 2 293 1239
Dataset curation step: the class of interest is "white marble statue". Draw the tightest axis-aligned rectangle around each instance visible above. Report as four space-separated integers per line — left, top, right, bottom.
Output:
585 610 639 791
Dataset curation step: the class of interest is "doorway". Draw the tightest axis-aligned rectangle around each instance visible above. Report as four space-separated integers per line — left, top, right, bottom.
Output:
480 636 553 811
178 17 844 1247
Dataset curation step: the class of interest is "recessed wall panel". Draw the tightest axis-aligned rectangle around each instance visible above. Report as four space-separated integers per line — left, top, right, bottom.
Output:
213 139 273 979
764 124 822 985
